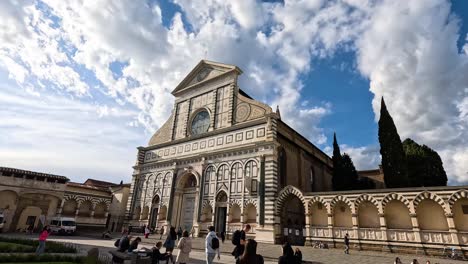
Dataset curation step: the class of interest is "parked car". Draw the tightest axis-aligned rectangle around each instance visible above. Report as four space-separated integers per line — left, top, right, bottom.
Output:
49 217 76 235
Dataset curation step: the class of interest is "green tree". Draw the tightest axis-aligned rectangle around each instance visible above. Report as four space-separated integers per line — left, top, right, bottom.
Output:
340 153 359 190
332 133 343 190
378 97 409 188
403 138 447 186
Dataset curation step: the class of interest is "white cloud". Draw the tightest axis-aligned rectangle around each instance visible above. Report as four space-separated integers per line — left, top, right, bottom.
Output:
0 0 466 184
0 82 143 182
356 0 468 184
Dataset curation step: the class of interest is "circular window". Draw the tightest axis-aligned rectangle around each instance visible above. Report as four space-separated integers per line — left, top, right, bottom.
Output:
191 110 210 135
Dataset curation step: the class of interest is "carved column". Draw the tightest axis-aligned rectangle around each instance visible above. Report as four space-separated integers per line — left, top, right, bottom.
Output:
445 213 460 245
379 213 391 252
166 168 178 226
57 199 66 216
327 213 334 244
305 210 312 246
351 213 360 248
75 201 82 217
259 155 265 226
90 203 96 218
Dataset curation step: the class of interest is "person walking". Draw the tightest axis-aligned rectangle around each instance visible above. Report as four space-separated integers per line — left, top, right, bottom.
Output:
394 257 403 264
177 227 183 241
220 231 225 243
411 260 419 264
236 239 263 264
278 242 297 264
145 225 151 239
344 233 350 254
160 226 165 239
35 225 51 255
163 226 177 258
231 224 251 260
176 230 192 264
205 226 220 264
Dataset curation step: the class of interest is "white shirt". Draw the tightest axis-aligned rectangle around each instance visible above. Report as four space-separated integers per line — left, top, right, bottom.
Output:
205 231 220 255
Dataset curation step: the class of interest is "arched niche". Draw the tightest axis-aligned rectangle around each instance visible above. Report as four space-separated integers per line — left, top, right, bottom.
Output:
333 201 352 227
79 200 92 217
416 200 448 231
453 198 468 231
229 204 241 223
384 200 412 229
62 200 77 216
358 201 380 228
310 202 327 227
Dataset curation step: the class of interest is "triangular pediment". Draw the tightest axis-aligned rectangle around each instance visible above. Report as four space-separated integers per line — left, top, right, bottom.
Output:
171 60 242 95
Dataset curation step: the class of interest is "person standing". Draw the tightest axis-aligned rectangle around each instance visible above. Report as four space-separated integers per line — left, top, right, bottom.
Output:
144 225 151 239
344 233 350 254
35 225 50 255
236 239 263 264
163 227 177 255
294 248 302 263
394 257 403 264
232 224 251 260
160 226 165 239
176 230 192 264
205 226 220 264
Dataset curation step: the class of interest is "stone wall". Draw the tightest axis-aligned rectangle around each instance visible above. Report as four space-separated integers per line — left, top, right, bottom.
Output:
276 185 468 256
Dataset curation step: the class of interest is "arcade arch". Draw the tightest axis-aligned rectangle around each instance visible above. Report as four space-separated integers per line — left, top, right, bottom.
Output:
416 199 448 231
309 202 327 227
384 200 412 229
453 198 468 231
333 201 352 227
174 172 198 231
357 201 380 228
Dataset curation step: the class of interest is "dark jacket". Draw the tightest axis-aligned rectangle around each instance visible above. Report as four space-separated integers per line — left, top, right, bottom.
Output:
118 236 130 252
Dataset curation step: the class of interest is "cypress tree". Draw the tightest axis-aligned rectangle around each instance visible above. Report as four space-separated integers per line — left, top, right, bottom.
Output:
332 133 343 190
340 153 359 190
403 138 447 186
378 97 409 188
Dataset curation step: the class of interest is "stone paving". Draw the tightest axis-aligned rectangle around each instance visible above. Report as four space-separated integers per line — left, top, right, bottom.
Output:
3 233 466 264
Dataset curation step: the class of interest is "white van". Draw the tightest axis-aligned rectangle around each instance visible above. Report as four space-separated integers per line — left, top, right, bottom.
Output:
50 217 76 235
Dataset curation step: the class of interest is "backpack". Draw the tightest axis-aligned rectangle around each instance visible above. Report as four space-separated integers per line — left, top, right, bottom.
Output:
114 238 120 248
211 237 220 250
231 230 241 246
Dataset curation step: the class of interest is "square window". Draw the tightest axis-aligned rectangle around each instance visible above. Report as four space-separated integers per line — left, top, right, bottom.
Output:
246 130 254 139
257 128 265 137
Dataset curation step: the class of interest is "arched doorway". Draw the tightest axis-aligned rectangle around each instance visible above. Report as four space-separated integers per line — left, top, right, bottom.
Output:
174 173 198 231
149 195 160 229
281 194 305 246
215 191 228 233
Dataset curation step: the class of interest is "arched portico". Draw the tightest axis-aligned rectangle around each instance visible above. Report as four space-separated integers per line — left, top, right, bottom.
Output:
149 195 160 228
214 190 228 233
277 186 306 246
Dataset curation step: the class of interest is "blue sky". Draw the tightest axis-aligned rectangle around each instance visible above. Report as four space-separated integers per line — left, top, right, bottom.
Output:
0 0 467 184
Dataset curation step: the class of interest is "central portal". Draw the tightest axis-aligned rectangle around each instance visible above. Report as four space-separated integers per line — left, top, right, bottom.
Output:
174 172 198 232
180 194 196 231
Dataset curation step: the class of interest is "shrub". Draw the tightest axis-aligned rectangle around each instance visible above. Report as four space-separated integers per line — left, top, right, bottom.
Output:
0 237 76 253
0 254 85 263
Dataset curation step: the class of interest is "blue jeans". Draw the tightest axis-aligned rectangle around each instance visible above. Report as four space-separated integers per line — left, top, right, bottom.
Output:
35 240 45 255
206 253 216 264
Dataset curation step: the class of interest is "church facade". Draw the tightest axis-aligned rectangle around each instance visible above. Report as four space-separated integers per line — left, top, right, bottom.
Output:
125 61 468 255
125 60 333 244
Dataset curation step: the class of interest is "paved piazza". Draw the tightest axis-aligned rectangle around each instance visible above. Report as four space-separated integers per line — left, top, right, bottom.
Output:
4 233 465 264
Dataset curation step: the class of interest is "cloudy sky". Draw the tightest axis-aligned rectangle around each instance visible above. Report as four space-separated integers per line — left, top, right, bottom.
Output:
0 0 467 185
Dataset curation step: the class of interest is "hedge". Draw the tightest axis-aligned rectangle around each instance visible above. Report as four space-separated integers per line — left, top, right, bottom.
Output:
0 237 76 253
0 254 85 263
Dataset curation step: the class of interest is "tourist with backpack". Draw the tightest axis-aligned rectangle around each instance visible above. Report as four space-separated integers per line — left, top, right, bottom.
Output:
231 224 251 260
205 226 220 264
